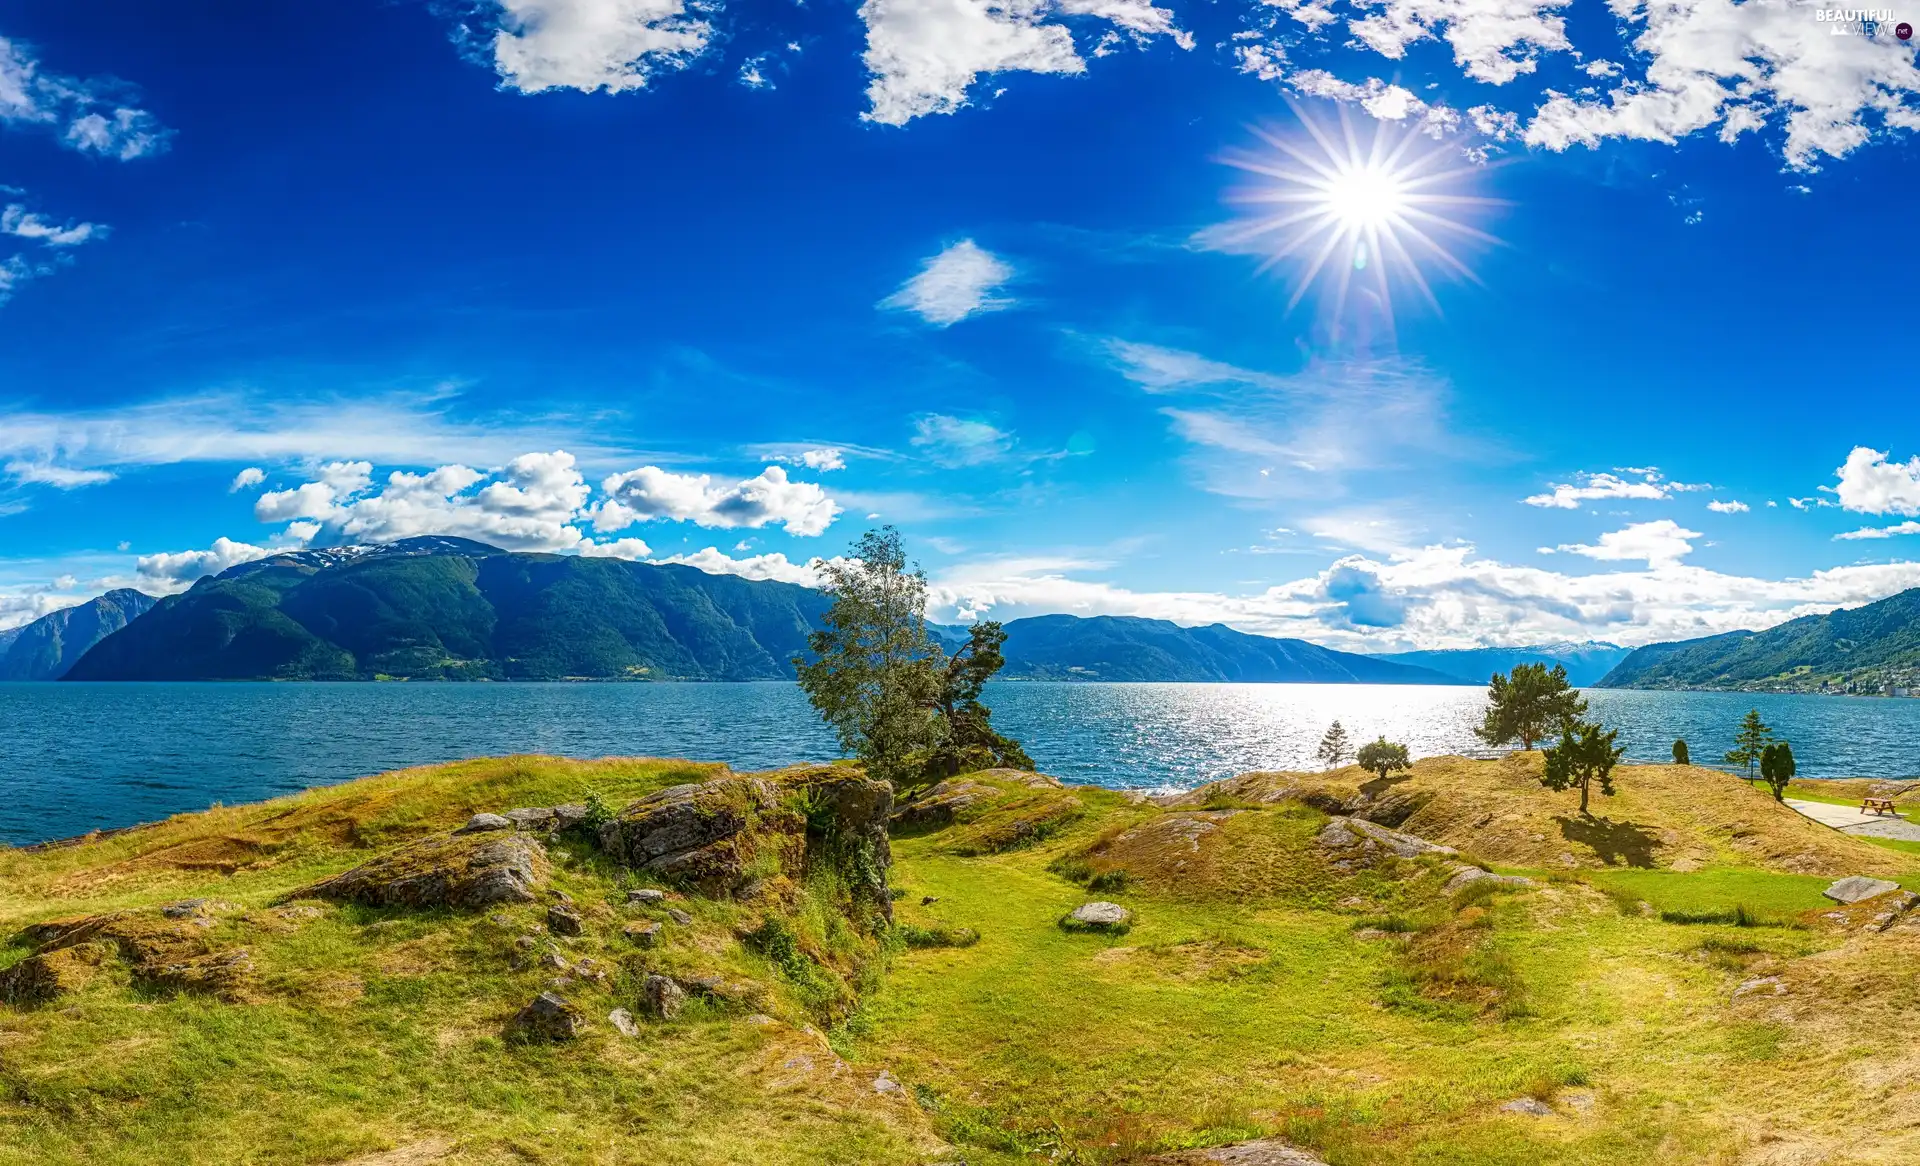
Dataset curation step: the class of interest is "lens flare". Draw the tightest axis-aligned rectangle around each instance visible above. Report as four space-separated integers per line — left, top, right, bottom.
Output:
1217 103 1505 329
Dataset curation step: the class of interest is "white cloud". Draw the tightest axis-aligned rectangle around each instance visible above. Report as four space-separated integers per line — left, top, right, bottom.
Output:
230 467 266 492
859 0 1187 127
0 37 170 159
1555 518 1700 567
309 454 591 551
1521 0 1920 170
1338 0 1571 84
487 0 712 94
909 414 1015 468
1832 446 1920 516
1523 470 1669 509
134 537 271 594
648 546 841 585
2 204 102 247
879 239 1015 325
797 447 847 471
4 460 114 488
1707 499 1749 514
1835 521 1920 541
1286 70 1460 135
578 536 654 558
593 464 840 536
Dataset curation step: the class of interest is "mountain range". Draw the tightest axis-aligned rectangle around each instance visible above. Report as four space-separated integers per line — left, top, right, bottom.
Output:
47 537 1460 685
0 590 157 681
1371 643 1631 688
1597 588 1920 691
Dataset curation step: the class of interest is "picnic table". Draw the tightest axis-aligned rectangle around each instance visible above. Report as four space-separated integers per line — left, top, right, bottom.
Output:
1864 797 1899 816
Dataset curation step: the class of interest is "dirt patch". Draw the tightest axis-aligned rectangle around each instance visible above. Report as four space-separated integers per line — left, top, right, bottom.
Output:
332 1137 456 1165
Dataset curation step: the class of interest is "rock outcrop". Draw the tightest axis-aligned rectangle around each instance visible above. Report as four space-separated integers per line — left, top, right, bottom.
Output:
297 832 548 910
891 769 1063 833
1824 876 1902 905
1149 1138 1330 1164
12 907 255 1002
508 991 584 1041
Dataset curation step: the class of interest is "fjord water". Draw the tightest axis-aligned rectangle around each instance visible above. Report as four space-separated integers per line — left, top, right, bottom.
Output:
2 681 1917 846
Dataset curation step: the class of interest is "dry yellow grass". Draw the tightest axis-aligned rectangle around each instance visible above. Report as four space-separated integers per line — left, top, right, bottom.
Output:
1173 755 1912 877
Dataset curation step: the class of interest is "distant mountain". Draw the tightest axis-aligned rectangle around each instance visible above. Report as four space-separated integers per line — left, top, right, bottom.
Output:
991 614 1463 684
66 537 833 682
0 589 157 681
1596 590 1920 691
1370 642 1631 688
63 538 1469 686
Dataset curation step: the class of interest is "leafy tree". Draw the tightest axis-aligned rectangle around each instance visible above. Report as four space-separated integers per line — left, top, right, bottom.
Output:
1316 721 1352 770
1758 741 1796 802
1540 718 1625 815
1475 663 1587 751
1672 739 1690 766
925 621 1035 778
795 527 947 787
1723 708 1773 781
796 526 1030 788
1356 737 1411 781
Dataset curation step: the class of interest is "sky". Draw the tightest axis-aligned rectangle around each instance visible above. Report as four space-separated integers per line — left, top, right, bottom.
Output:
2 0 1919 651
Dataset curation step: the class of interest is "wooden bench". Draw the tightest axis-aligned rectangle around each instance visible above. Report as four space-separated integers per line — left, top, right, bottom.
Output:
1864 797 1898 816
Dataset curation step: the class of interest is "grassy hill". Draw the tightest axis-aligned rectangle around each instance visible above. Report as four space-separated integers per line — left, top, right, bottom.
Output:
2 754 1917 1164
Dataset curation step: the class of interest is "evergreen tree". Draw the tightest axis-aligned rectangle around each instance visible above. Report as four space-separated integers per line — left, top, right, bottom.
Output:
1315 721 1353 770
1672 738 1690 765
1758 741 1796 802
1722 708 1773 781
1356 737 1411 781
1475 663 1587 751
1541 718 1625 815
925 621 1035 778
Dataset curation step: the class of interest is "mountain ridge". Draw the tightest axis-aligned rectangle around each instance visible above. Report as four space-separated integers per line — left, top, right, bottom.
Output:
1597 588 1920 691
0 589 157 681
1369 642 1631 687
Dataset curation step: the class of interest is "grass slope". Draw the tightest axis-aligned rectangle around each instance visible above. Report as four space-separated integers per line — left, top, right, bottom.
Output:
3 754 1918 1164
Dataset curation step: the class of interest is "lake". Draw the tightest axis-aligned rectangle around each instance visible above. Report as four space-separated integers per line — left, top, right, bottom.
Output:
2 681 1916 846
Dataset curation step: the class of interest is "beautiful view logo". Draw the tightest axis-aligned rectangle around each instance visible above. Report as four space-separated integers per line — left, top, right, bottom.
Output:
1814 6 1904 34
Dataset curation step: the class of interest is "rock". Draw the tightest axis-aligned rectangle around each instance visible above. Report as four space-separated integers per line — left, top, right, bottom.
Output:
666 908 693 926
626 889 666 905
1443 866 1535 894
454 813 513 835
1319 816 1458 860
642 973 686 1020
608 1007 639 1037
1501 1098 1554 1117
624 921 662 948
539 951 570 973
143 949 255 998
504 807 558 832
921 896 939 906
571 958 610 986
159 899 210 920
1063 902 1132 932
551 804 591 832
1148 1138 1330 1164
547 904 584 937
1823 876 1902 905
21 909 252 1001
890 773 1061 833
872 1069 904 1096
508 992 583 1041
1734 975 1785 1000
0 943 111 1005
297 833 548 910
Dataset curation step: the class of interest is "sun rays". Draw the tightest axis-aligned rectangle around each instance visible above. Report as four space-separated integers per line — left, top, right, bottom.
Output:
1218 104 1507 331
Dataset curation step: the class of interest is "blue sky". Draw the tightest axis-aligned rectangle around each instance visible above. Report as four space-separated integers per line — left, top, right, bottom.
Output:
2 0 1919 650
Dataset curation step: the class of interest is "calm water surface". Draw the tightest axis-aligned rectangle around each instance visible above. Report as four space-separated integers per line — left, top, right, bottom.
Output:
2 681 1916 845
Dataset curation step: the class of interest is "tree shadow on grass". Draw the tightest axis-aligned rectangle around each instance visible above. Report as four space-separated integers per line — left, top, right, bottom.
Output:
1555 815 1663 868
1358 774 1414 799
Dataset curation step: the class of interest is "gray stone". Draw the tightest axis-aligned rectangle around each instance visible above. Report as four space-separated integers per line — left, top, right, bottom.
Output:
872 1069 904 1095
160 899 210 920
296 832 547 910
1734 976 1785 1000
455 813 513 835
1319 815 1458 859
1500 1098 1554 1117
626 889 666 905
642 972 686 1020
551 804 591 831
1823 876 1902 904
666 908 693 926
1443 866 1536 895
1148 1138 1330 1164
625 921 662 948
539 951 570 972
505 807 558 831
1066 901 1131 930
547 904 584 937
608 1007 639 1037
508 992 583 1041
1868 890 1919 932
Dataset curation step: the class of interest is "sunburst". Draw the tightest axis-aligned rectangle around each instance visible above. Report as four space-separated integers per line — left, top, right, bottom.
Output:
1217 103 1506 328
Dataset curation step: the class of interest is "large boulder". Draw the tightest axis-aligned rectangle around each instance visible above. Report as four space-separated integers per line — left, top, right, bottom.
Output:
297 832 548 910
507 991 584 1041
15 909 254 1002
1824 876 1902 905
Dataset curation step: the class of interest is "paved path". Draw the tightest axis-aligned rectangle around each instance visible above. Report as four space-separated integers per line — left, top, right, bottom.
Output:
1785 798 1920 842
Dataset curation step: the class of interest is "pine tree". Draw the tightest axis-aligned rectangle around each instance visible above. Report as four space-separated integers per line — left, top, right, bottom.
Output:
1541 718 1625 814
1758 741 1796 802
1316 721 1353 770
1475 663 1587 751
1723 709 1773 781
1672 739 1690 765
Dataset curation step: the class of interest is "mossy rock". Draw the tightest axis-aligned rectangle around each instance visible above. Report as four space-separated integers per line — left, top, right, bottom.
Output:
296 831 548 910
0 942 111 1006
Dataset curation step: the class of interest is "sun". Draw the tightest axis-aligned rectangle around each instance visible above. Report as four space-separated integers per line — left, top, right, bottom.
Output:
1217 104 1504 328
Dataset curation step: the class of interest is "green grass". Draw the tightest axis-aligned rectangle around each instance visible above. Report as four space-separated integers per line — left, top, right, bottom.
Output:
1580 867 1835 919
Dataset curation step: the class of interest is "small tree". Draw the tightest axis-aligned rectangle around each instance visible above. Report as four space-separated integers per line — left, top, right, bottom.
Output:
1475 663 1587 751
1356 737 1411 781
1758 741 1796 802
1672 739 1690 766
1540 718 1624 815
925 621 1034 778
1316 721 1353 770
1723 708 1773 781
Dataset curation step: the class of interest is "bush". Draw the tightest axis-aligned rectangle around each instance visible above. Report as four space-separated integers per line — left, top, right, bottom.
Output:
895 923 981 949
